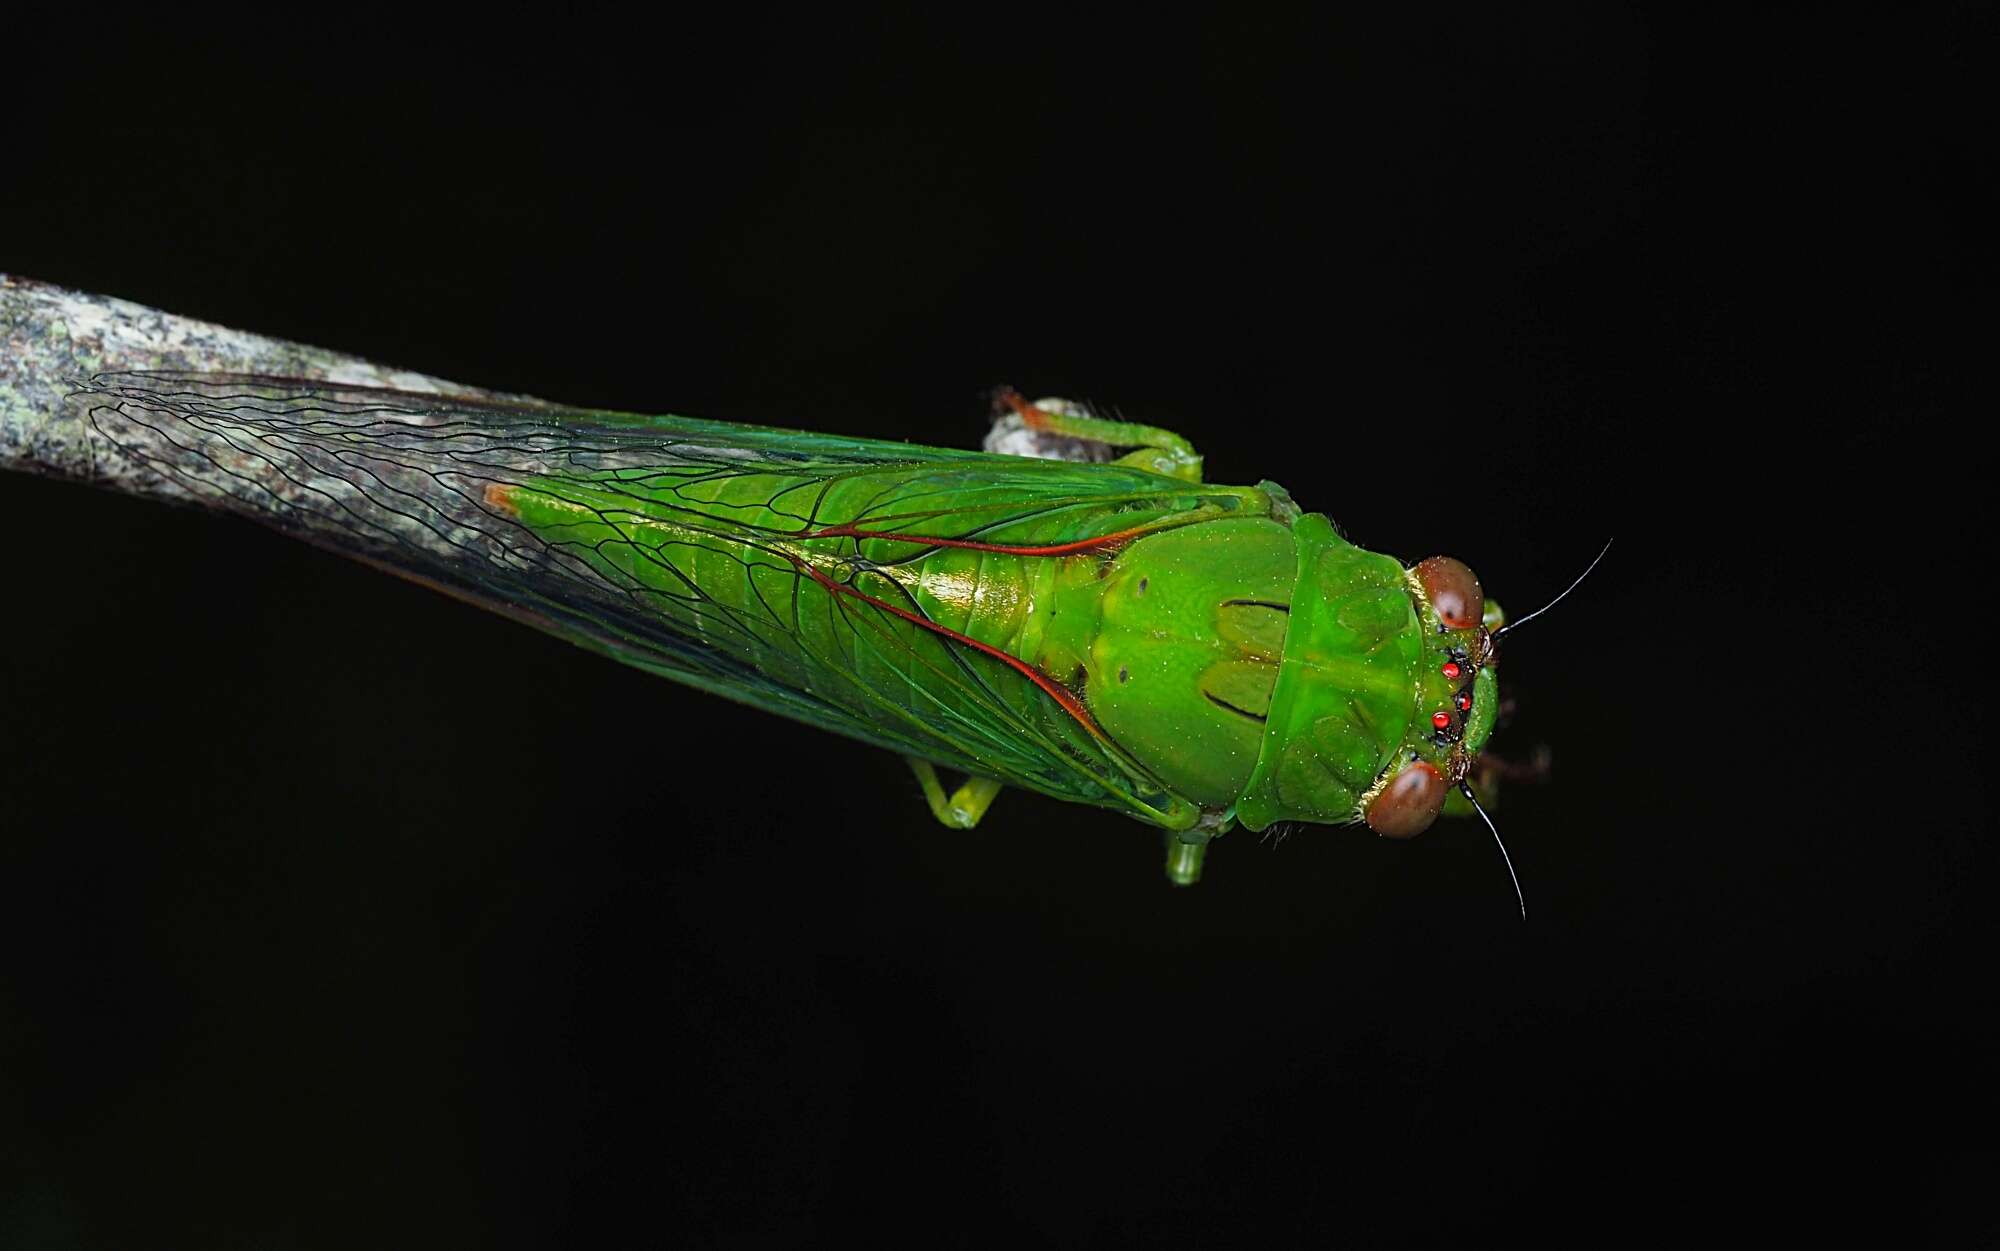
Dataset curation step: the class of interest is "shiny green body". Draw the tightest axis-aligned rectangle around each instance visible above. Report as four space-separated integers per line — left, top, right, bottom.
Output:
490 450 1495 838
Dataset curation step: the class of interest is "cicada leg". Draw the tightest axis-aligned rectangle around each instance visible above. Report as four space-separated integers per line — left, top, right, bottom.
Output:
1442 744 1552 816
906 758 1005 830
991 389 1204 482
1164 830 1210 886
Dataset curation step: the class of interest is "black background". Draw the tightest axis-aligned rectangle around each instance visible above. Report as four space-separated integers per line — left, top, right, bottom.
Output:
1 11 1987 1247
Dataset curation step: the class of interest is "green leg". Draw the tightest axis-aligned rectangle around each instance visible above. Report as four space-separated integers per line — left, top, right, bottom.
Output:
998 389 1204 482
907 758 1005 830
1164 831 1210 886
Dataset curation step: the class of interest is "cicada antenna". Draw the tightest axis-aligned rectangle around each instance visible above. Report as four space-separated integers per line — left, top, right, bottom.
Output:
1462 783 1526 921
1490 538 1614 639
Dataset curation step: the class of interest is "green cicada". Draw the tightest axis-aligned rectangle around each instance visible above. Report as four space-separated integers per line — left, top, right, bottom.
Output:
42 371 1532 892
4 278 1598 897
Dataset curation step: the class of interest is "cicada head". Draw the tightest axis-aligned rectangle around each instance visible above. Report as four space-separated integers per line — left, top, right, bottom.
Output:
1230 518 1502 840
1357 556 1504 839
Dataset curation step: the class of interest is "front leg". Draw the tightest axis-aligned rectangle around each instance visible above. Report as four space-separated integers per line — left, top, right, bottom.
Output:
907 758 1005 830
984 388 1204 482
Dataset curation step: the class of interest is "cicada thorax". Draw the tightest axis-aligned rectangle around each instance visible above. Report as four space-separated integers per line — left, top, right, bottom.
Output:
1057 517 1300 809
889 512 1299 812
1221 521 1502 838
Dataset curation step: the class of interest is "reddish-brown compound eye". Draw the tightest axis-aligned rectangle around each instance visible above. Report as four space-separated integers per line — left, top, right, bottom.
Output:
1415 556 1484 630
1364 761 1448 839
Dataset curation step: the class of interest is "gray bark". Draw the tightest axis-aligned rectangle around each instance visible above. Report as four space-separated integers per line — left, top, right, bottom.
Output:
0 273 505 499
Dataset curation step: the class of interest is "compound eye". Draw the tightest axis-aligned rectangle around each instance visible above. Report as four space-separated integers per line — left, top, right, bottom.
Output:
1364 760 1447 839
1415 556 1484 630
